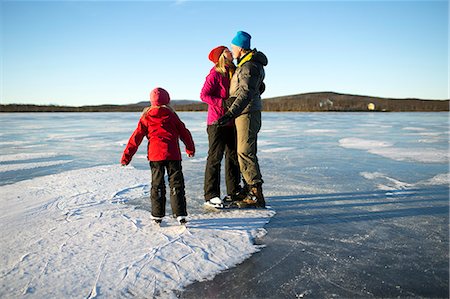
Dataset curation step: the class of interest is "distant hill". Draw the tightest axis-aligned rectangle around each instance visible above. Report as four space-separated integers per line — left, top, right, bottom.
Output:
262 92 449 112
133 100 200 107
0 100 207 113
1 92 448 112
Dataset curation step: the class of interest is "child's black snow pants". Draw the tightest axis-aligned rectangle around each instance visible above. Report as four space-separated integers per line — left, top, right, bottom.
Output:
150 160 187 218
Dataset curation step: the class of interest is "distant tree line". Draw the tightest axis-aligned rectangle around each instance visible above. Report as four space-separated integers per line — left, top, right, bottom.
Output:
1 92 448 112
0 103 208 113
262 92 449 112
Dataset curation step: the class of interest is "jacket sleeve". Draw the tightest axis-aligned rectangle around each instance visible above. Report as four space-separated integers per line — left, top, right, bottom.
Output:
121 118 147 165
228 64 260 117
174 114 195 156
200 72 223 106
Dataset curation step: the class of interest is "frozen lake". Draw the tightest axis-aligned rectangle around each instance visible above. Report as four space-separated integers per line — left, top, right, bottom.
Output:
1 112 448 192
0 112 448 298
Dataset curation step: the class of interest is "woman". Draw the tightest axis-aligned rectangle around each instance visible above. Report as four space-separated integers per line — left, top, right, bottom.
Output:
200 46 242 208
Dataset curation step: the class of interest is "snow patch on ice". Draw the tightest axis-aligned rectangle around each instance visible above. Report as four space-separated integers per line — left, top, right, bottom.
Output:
0 160 73 173
0 165 275 298
360 172 385 180
111 183 150 204
261 147 295 153
416 132 441 137
361 172 449 190
360 172 413 190
258 140 278 146
260 129 278 133
0 141 34 148
134 154 147 160
339 137 448 163
187 157 207 163
421 173 450 186
339 138 393 150
358 124 392 128
304 129 337 134
368 147 448 163
402 127 428 131
0 152 59 162
45 133 91 141
418 139 440 144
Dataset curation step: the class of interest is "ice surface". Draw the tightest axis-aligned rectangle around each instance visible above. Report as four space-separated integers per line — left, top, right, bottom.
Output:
182 185 449 298
0 112 448 297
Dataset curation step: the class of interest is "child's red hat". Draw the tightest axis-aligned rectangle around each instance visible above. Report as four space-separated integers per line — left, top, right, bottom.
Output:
150 87 170 106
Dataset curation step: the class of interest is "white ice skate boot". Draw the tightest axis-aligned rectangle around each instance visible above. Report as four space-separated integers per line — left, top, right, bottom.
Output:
204 197 224 208
177 216 187 225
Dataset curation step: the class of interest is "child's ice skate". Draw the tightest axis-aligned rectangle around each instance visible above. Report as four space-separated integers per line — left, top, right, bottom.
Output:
151 215 163 226
177 216 187 226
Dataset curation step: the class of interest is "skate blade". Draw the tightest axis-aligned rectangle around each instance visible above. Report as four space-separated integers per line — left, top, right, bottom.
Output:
204 201 224 209
236 201 266 209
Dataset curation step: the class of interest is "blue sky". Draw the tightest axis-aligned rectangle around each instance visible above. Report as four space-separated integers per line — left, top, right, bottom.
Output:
1 0 448 106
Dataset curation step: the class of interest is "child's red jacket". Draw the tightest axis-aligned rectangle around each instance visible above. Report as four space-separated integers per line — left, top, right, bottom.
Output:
121 106 195 164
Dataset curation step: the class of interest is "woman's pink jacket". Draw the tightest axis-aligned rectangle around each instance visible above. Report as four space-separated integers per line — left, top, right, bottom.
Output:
200 67 230 125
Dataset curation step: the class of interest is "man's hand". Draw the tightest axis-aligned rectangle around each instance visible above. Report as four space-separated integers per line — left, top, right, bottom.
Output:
214 112 234 127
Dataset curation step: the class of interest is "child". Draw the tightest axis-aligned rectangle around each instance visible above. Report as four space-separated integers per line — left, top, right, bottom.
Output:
121 87 195 225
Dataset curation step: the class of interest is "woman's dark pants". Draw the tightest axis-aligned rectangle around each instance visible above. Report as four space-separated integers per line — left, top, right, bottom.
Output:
204 125 241 201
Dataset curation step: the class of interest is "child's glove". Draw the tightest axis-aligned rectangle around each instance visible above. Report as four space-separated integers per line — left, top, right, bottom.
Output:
186 149 195 158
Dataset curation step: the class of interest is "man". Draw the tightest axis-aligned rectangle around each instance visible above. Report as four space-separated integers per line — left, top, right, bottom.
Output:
217 31 268 208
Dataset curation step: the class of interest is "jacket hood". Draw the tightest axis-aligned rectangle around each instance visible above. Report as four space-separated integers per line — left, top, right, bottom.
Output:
252 50 268 66
142 106 172 120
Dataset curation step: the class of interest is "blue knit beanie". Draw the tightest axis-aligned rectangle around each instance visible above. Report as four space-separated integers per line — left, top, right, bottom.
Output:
231 31 251 49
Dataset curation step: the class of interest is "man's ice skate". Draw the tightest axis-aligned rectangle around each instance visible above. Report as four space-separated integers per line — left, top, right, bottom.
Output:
204 197 224 208
223 186 249 203
238 184 266 208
